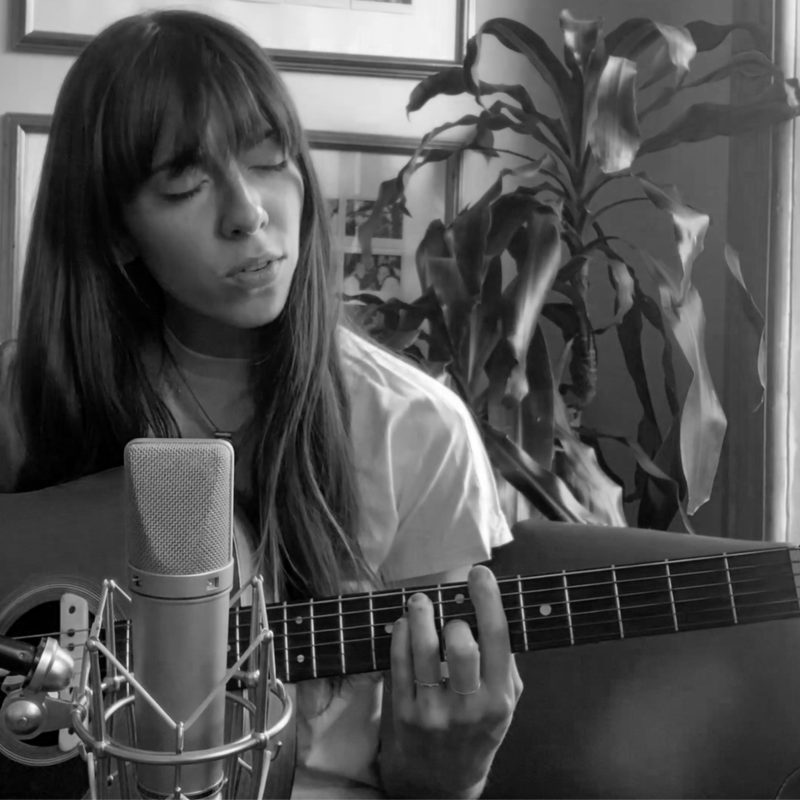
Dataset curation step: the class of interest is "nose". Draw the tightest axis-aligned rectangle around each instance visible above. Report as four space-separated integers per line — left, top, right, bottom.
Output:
219 167 268 239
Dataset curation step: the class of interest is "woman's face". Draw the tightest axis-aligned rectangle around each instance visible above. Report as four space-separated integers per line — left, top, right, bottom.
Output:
123 127 304 357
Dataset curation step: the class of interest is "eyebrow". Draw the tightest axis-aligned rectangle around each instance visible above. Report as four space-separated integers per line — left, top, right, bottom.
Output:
150 129 279 177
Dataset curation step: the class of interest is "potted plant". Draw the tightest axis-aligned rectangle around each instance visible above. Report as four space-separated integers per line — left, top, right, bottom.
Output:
350 10 798 530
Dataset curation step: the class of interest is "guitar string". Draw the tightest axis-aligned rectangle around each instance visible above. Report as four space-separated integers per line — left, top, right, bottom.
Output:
12 556 797 642
18 587 799 645
38 600 800 681
15 559 797 641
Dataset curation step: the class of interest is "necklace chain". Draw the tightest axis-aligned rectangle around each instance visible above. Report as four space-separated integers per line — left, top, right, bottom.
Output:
166 349 235 443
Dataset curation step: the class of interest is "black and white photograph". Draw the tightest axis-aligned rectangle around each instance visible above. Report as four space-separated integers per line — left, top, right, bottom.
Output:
1 1 798 799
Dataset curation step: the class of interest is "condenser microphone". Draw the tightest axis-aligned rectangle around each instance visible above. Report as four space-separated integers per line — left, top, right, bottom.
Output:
124 438 235 800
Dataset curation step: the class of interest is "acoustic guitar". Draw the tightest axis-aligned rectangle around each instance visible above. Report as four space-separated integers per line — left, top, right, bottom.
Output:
2 467 800 798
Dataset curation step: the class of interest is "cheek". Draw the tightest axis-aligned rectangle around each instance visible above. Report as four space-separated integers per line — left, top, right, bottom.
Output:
127 214 205 287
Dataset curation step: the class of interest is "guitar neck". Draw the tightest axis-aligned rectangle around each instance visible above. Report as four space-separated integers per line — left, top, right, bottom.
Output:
228 546 800 684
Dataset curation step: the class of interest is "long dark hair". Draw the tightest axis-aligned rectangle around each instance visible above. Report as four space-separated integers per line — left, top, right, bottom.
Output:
14 10 370 598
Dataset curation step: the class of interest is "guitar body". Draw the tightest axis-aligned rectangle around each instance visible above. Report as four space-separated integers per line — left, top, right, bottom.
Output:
0 468 127 798
487 522 800 799
2 469 800 798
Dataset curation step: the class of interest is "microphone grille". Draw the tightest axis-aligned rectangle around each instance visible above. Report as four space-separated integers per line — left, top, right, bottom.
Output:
124 438 234 575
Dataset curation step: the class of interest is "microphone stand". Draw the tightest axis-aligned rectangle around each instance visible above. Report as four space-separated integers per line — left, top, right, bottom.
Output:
61 574 292 800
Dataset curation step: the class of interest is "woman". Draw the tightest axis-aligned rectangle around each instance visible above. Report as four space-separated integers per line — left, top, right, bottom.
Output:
0 9 522 797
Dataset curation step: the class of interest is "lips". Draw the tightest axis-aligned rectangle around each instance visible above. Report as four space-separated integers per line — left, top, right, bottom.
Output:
228 253 284 276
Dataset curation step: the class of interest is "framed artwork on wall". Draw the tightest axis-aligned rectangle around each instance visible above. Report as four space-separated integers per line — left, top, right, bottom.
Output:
308 130 460 304
0 116 460 340
10 0 474 78
0 113 49 343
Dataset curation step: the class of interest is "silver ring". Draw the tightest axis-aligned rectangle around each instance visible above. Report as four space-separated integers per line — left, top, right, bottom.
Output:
451 681 481 696
414 678 444 689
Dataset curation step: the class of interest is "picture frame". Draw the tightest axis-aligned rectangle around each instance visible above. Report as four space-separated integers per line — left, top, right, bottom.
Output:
0 116 460 340
10 0 474 79
0 113 49 343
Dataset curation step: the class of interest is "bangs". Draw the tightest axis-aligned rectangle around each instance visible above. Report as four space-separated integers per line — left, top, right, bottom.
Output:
98 11 302 198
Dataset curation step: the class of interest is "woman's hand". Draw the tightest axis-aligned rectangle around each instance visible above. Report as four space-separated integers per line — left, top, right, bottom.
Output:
379 565 524 798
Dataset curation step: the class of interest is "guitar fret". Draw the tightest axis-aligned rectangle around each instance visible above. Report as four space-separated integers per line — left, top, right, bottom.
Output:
724 556 738 624
369 592 377 671
665 560 679 632
562 572 575 646
517 577 528 652
309 599 317 678
223 547 800 684
233 605 242 668
338 597 346 675
282 601 290 683
612 567 624 639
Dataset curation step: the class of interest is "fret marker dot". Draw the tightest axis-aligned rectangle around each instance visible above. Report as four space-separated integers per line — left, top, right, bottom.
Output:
454 593 465 604
384 623 394 634
539 604 552 617
297 654 305 663
295 616 303 625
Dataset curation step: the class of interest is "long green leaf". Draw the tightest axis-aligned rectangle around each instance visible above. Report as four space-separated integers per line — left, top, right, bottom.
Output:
480 422 591 523
406 67 467 115
640 97 800 155
505 205 563 402
471 17 579 151
636 174 709 296
521 326 555 468
589 56 641 174
559 9 602 75
684 20 768 54
641 257 726 514
724 244 766 401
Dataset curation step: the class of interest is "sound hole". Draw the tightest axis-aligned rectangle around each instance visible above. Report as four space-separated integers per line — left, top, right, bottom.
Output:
3 600 64 748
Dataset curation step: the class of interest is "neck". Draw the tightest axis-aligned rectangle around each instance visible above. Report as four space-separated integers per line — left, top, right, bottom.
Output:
165 306 259 359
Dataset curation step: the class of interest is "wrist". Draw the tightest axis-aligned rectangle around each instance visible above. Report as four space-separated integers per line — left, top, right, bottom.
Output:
378 744 490 799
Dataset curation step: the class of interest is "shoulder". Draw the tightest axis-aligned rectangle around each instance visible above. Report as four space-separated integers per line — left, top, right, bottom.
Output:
337 327 512 581
0 341 23 491
338 326 474 437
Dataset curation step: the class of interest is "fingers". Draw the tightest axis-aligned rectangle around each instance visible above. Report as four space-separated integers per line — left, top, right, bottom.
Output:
391 593 444 707
406 593 442 687
468 565 514 692
442 619 481 696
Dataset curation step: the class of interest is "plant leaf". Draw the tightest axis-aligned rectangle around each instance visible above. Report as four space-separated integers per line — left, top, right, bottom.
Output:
559 9 603 75
415 219 451 294
472 17 579 149
521 325 555 468
724 243 766 402
608 256 635 321
681 50 785 91
640 97 800 155
635 174 710 296
505 205 563 402
640 261 726 515
552 394 628 526
589 56 641 174
480 421 594 523
406 67 467 115
684 19 768 54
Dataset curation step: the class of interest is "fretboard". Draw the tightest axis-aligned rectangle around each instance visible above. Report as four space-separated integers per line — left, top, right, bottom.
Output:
226 547 800 683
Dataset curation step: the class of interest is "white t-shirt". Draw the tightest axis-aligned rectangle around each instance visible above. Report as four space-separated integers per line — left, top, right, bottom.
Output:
0 328 513 797
156 327 513 797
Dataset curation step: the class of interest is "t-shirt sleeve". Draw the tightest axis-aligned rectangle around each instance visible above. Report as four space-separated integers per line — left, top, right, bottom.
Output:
377 390 513 584
0 341 23 492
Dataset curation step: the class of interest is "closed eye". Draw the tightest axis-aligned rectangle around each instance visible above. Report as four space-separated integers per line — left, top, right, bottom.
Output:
162 180 208 202
252 159 289 173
